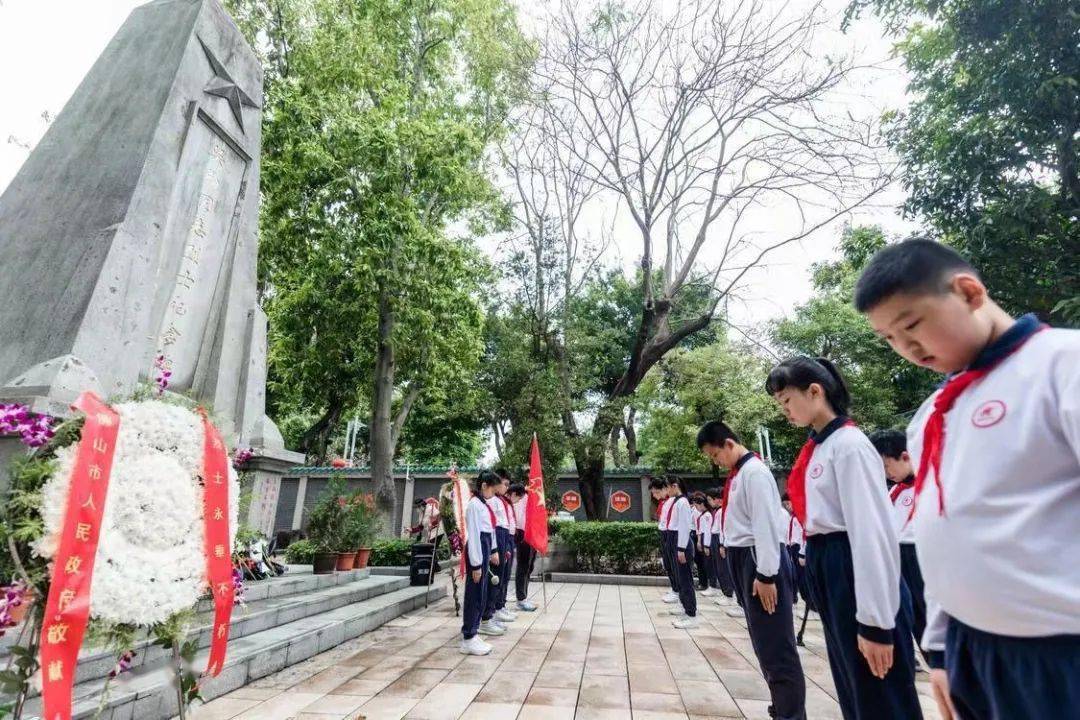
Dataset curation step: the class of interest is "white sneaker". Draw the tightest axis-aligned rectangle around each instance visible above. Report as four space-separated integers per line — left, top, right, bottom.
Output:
673 616 699 629
516 600 538 612
495 609 517 623
478 620 505 636
460 637 492 655
662 592 679 603
725 606 745 617
701 588 718 597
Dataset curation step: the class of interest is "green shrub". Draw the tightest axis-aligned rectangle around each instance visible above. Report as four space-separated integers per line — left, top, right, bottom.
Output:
555 521 662 575
284 538 317 564
370 538 413 566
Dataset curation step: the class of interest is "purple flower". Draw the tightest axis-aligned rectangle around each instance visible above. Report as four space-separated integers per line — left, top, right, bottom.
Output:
0 404 56 448
152 355 172 395
232 447 255 470
108 650 137 678
0 580 28 637
232 567 246 606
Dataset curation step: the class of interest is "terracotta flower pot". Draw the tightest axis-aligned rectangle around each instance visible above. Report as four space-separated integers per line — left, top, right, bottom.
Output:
313 552 337 575
336 552 357 571
354 547 372 569
330 457 348 468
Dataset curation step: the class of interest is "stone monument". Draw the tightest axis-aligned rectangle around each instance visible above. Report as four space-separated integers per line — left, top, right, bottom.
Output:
0 0 302 531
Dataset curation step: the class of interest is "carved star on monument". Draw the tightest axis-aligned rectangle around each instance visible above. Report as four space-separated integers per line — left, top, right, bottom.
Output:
198 37 260 134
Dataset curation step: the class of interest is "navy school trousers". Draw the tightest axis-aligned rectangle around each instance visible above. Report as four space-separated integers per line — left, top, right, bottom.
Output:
787 544 814 610
899 543 927 662
661 530 680 592
805 532 922 720
946 619 1080 720
711 536 735 596
674 536 697 617
462 532 493 639
692 531 710 589
495 527 515 610
728 544 806 720
514 530 536 602
486 527 512 616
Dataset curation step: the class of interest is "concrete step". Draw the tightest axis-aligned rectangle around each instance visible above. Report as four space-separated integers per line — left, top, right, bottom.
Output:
1 567 399 693
29 583 447 720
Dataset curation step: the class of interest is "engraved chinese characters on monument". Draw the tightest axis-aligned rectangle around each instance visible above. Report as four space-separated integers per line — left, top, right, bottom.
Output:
0 1 285 461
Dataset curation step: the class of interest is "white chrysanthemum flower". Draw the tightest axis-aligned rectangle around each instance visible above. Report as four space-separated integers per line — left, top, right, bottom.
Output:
34 401 239 626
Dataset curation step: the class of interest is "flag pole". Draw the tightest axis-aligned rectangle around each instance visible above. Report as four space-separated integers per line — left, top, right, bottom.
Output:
541 553 547 612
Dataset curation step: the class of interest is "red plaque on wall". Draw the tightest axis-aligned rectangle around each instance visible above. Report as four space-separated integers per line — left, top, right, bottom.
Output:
610 490 632 513
561 490 582 513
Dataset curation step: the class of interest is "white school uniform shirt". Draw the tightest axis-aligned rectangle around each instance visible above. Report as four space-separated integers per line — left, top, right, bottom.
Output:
780 509 804 548
803 421 901 632
712 508 724 544
657 498 669 530
498 495 518 534
465 495 495 567
696 509 713 546
691 507 702 538
907 324 1080 650
671 495 694 548
490 493 509 529
722 454 784 579
512 496 528 530
887 481 916 544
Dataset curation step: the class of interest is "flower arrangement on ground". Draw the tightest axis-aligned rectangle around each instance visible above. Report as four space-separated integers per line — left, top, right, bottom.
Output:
0 394 240 720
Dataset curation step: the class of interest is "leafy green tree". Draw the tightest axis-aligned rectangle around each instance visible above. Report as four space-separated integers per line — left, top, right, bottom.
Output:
771 226 940 458
635 336 780 473
847 0 1079 323
227 0 532 528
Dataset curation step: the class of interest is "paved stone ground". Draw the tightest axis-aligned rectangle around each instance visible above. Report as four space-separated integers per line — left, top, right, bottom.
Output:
188 581 943 720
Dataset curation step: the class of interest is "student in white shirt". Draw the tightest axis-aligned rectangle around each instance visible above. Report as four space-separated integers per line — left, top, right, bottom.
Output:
690 494 710 592
857 239 1080 720
508 483 538 612
767 357 921 720
666 476 698 628
703 488 735 601
651 477 680 603
780 493 811 610
699 420 806 720
691 494 718 595
868 429 928 666
491 471 518 624
461 471 502 655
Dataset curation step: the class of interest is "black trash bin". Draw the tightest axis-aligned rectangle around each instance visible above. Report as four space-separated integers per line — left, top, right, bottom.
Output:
410 542 440 586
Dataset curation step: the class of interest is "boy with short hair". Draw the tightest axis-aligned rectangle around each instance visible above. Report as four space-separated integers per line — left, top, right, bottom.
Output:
856 238 1080 720
868 428 927 665
698 421 806 720
507 482 538 612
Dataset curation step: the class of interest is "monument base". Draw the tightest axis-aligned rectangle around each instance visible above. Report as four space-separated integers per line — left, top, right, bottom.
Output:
246 446 305 537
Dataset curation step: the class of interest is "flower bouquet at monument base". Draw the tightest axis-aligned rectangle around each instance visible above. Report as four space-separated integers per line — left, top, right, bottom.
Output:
0 393 240 720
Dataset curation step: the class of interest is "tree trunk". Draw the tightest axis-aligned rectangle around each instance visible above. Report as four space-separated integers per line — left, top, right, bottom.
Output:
575 397 624 519
609 424 623 467
370 283 397 535
624 406 639 465
302 400 343 465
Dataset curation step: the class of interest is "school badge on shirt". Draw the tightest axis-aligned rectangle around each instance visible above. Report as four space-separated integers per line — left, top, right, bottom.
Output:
972 400 1007 428
809 463 824 479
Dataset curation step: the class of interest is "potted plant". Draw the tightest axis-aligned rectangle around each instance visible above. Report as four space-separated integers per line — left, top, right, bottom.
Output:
346 493 379 568
307 479 349 574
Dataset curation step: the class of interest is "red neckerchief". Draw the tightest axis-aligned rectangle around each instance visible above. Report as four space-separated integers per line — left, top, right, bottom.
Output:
498 495 517 525
787 419 855 527
913 318 1046 519
788 514 796 544
663 494 681 528
721 452 759 532
656 498 667 522
889 476 914 504
479 498 497 528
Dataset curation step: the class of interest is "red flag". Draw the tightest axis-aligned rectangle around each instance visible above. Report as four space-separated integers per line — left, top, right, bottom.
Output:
524 434 549 556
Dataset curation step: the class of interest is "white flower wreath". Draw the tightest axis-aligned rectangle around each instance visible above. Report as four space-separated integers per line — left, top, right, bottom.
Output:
33 401 239 626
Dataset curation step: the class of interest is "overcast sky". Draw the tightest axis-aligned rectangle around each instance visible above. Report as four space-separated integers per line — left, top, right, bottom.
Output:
0 0 919 332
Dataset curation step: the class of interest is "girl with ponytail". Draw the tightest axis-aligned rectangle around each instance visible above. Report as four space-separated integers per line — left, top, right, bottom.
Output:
766 357 922 719
461 470 503 655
